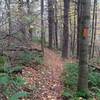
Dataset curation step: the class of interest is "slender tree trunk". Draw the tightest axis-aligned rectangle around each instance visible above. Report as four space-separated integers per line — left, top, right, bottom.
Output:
72 3 76 56
77 0 80 58
27 0 30 14
77 0 91 95
5 0 11 46
69 17 73 56
26 0 33 41
89 0 97 58
59 0 63 50
92 2 97 58
48 0 54 48
5 0 12 66
41 0 45 55
62 0 70 58
18 0 28 43
54 0 58 49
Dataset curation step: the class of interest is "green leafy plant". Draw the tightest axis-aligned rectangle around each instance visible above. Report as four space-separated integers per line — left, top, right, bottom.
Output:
18 51 43 65
62 63 100 99
32 36 41 44
61 89 72 99
18 51 33 65
62 63 78 88
9 92 27 100
33 52 43 65
0 66 27 99
88 71 100 87
76 90 88 99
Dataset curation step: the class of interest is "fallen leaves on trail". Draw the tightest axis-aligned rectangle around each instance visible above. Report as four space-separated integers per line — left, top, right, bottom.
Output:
22 45 64 100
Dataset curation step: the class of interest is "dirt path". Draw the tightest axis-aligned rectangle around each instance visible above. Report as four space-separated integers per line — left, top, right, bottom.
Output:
22 45 64 100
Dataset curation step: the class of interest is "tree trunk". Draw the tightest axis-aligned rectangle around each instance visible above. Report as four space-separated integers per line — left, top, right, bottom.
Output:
77 0 91 95
26 0 30 14
48 0 54 48
72 3 76 56
5 0 11 46
54 0 58 49
41 0 45 55
18 0 27 42
92 5 97 58
89 0 97 58
77 0 80 58
62 0 70 58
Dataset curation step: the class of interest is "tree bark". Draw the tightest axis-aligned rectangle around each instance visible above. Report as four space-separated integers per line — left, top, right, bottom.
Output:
89 0 97 58
62 0 70 58
77 0 91 95
54 0 58 49
48 0 54 48
41 0 45 55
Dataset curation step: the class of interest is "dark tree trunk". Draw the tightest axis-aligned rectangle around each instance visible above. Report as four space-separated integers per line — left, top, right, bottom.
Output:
77 0 80 58
48 0 54 48
54 0 58 49
41 0 45 55
62 0 70 58
26 0 30 14
77 0 91 95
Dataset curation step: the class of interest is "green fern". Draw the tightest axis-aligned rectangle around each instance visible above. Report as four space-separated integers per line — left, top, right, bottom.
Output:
18 51 43 65
9 92 28 100
8 66 23 74
0 74 9 85
0 65 27 99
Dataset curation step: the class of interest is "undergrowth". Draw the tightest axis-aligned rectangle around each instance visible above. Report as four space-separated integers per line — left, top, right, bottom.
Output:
17 51 43 65
61 63 100 100
0 66 28 100
32 36 41 44
0 56 29 100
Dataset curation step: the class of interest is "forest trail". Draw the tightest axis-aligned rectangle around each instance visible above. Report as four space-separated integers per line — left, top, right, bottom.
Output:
22 44 64 100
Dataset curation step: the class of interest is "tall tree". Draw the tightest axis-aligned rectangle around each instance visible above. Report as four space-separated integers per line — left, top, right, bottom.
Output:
5 0 11 47
41 0 45 54
26 0 30 14
92 4 97 58
62 0 70 58
18 0 27 42
77 0 80 58
89 0 97 58
77 0 91 95
26 0 33 41
48 0 54 48
54 0 58 49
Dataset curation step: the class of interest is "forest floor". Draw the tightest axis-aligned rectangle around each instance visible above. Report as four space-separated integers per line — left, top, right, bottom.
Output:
22 44 64 100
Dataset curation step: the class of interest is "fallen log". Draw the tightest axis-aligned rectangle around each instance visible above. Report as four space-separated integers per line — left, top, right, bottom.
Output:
88 64 100 72
4 46 41 51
